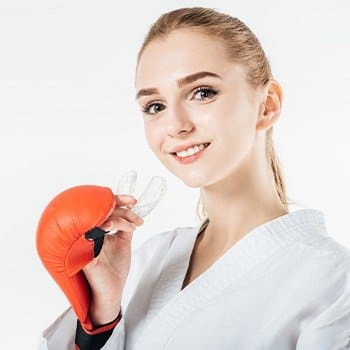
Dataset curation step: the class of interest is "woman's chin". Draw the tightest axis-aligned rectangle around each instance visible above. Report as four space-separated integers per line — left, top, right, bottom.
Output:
162 163 208 188
183 182 202 189
180 175 207 188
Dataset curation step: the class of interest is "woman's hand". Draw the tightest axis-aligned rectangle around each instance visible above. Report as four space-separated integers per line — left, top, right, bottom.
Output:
82 194 144 324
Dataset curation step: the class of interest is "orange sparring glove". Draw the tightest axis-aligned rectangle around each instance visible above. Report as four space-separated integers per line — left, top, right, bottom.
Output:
36 185 116 332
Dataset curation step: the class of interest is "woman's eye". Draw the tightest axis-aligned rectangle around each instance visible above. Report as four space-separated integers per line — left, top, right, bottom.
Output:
141 87 218 116
142 103 165 115
193 87 218 101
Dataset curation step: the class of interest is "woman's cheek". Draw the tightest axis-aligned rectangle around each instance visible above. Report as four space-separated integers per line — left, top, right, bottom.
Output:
144 131 163 157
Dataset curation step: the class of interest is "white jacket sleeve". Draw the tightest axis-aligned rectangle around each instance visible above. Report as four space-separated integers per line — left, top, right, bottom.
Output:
38 306 78 350
37 305 126 350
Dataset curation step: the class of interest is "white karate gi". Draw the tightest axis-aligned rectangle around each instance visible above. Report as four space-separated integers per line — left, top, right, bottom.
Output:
38 208 350 349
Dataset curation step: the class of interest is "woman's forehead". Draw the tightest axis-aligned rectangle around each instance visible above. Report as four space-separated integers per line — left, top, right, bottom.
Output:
135 31 229 85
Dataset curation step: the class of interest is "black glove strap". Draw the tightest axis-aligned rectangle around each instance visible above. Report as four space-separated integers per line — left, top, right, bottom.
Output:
85 227 107 257
75 318 115 350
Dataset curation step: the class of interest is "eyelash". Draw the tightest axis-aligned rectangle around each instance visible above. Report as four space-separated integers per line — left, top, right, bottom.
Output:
141 86 218 116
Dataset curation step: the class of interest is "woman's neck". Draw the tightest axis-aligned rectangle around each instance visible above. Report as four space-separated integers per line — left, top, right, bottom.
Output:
200 202 289 258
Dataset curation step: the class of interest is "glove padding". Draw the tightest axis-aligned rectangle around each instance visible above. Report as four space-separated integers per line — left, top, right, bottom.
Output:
36 185 116 331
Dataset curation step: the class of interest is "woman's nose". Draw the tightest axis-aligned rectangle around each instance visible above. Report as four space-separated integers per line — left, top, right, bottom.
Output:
166 104 194 137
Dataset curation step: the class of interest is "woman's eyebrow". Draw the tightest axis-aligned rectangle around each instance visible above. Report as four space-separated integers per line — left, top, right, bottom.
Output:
135 71 222 100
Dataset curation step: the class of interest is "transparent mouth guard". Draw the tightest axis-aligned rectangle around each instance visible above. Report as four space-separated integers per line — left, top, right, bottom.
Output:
107 169 167 234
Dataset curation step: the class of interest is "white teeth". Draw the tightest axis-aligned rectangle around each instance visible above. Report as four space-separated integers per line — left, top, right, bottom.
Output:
175 143 209 158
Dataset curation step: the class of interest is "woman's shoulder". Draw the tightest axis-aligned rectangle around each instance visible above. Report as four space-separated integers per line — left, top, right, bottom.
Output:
296 226 350 269
287 205 350 267
291 226 350 295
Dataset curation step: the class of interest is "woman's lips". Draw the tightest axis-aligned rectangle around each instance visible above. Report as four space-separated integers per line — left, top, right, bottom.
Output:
171 143 211 164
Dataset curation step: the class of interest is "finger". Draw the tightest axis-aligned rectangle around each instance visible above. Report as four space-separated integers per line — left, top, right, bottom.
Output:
114 194 137 207
113 207 144 224
107 216 137 233
100 207 143 232
108 229 132 238
106 206 144 224
105 216 142 232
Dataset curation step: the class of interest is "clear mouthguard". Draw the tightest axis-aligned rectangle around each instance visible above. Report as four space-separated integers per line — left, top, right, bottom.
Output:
116 169 167 218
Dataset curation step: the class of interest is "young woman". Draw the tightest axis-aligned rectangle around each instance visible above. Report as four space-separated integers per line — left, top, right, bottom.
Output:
38 7 350 350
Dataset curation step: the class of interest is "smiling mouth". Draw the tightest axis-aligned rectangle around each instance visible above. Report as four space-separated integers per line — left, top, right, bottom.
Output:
170 142 211 155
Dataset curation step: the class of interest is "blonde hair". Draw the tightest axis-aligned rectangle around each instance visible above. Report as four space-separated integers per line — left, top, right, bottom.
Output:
136 7 295 222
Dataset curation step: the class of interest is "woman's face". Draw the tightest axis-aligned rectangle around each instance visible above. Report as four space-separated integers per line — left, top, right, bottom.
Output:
135 29 265 188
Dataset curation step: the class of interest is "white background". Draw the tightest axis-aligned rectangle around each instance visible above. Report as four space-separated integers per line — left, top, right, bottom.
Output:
0 0 349 348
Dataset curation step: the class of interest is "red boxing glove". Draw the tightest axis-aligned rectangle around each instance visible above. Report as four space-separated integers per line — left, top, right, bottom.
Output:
36 185 116 331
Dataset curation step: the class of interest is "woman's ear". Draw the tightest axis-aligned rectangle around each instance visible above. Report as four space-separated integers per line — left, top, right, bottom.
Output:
256 80 283 131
